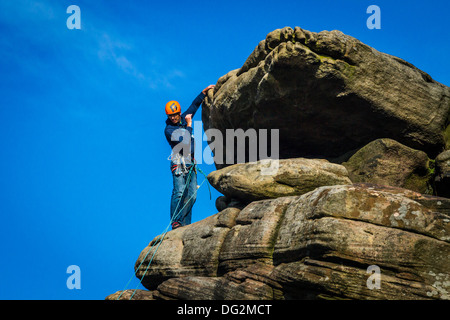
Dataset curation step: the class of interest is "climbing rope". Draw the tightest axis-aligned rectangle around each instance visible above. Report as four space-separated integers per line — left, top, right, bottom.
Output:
117 163 210 300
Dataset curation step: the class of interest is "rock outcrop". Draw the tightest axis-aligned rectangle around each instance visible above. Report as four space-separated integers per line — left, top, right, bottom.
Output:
106 26 450 300
207 158 351 203
202 26 450 168
108 181 450 300
342 138 433 194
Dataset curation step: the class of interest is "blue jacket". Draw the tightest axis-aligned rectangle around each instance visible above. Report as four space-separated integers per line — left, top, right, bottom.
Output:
164 92 205 158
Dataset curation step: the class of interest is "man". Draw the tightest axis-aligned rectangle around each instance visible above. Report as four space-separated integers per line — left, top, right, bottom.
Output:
164 85 215 230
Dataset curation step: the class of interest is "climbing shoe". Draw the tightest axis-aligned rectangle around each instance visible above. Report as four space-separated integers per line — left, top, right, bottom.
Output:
171 221 182 230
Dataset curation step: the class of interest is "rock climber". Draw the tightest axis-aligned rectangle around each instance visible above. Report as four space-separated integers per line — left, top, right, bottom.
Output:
164 85 215 230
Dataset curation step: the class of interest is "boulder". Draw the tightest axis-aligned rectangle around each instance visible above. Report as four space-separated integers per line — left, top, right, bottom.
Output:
215 195 246 212
202 27 450 168
129 184 450 300
207 158 352 203
273 184 450 299
342 138 433 193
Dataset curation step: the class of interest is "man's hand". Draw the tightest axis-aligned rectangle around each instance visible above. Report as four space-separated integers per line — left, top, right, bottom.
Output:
202 84 215 95
185 114 193 127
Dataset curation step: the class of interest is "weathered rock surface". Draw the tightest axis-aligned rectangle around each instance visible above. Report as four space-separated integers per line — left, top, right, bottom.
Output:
134 207 241 290
106 289 154 300
202 26 450 168
109 183 450 300
207 158 352 203
107 26 450 301
274 184 450 299
342 138 433 193
435 150 450 197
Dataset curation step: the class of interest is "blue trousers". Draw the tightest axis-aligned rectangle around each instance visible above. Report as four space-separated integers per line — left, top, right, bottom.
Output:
170 167 197 227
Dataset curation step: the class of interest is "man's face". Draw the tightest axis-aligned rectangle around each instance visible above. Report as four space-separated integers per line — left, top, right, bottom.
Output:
168 112 181 124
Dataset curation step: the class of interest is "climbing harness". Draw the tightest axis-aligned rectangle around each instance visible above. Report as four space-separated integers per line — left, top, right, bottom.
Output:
117 160 211 300
170 153 195 175
169 153 211 198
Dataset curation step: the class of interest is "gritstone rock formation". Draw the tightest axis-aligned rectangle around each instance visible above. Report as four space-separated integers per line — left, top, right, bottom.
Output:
109 182 450 300
106 26 450 300
202 27 450 168
207 158 351 203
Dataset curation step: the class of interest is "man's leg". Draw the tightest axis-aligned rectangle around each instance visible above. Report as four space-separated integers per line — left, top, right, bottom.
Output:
180 171 197 226
170 172 187 226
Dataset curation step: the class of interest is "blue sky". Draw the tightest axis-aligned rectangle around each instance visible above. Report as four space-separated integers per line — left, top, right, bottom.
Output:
0 0 449 300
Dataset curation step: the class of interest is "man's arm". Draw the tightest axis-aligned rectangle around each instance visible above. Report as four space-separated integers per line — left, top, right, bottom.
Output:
165 124 192 147
182 85 215 119
181 93 205 119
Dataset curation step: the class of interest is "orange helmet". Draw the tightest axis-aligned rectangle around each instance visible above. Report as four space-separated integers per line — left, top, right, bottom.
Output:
165 100 181 115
